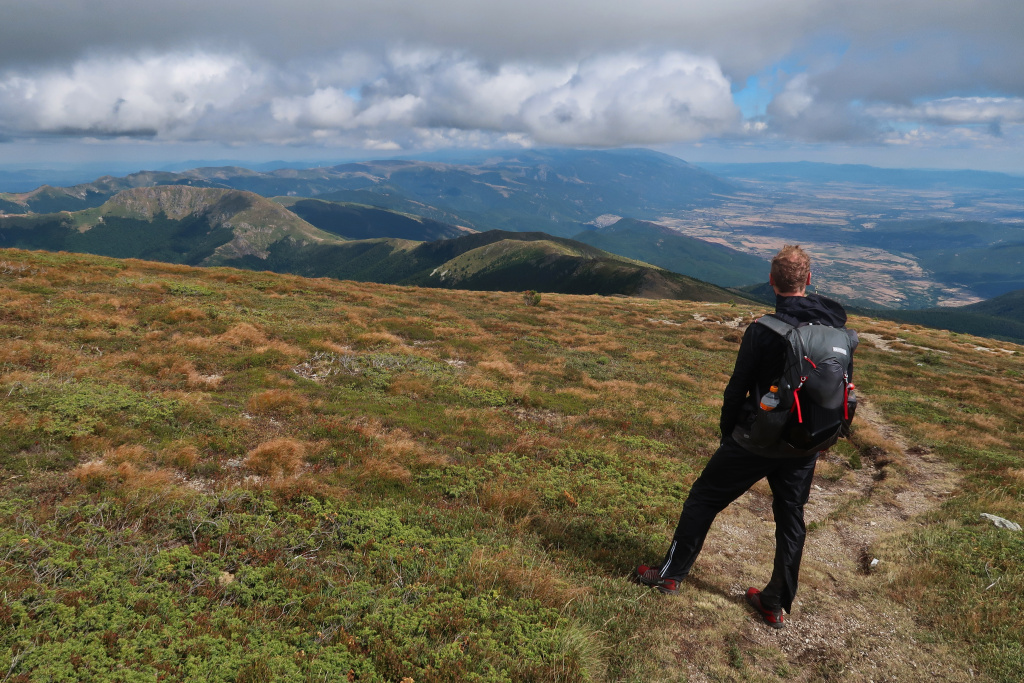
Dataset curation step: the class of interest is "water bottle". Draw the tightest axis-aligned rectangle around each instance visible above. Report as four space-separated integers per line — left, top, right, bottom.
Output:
750 384 789 447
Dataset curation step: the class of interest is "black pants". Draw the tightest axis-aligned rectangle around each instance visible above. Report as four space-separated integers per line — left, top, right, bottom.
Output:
657 438 818 613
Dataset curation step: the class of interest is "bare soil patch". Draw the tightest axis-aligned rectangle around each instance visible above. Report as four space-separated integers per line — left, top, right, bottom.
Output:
652 392 971 681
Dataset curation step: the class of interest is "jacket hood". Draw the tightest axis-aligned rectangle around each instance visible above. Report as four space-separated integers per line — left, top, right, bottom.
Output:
774 292 848 328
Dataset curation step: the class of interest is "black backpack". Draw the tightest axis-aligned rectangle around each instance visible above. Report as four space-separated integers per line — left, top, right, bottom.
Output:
732 316 858 457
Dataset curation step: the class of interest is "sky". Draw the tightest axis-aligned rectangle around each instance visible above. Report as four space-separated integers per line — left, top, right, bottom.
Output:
2 0 1024 174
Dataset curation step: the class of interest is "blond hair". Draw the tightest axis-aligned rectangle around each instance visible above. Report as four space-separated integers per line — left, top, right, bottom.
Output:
770 245 811 294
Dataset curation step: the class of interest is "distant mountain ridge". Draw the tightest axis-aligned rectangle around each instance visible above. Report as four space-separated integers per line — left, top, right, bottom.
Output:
572 218 769 287
6 152 1022 324
229 228 749 303
0 186 343 266
698 161 1024 191
0 149 735 237
274 197 473 242
0 185 751 304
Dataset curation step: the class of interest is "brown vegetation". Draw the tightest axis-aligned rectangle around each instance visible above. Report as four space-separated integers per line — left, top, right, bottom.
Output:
244 438 307 477
1 247 1022 681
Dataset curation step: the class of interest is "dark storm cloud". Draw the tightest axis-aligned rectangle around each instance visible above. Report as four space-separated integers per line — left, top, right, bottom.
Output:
5 1 1020 87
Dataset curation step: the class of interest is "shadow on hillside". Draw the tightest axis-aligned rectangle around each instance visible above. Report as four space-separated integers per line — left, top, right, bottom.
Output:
529 513 741 604
684 575 740 604
529 513 687 578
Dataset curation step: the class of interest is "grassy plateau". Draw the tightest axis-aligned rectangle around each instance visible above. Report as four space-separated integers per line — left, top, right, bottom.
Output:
0 247 1022 682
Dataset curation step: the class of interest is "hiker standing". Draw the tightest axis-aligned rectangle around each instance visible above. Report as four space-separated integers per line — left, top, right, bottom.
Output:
636 245 858 628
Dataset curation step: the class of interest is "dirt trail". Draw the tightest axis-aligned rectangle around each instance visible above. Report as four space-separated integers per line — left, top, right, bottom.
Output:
661 393 972 682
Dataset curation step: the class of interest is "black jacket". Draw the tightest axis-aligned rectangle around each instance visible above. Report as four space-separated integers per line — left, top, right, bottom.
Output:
720 293 853 439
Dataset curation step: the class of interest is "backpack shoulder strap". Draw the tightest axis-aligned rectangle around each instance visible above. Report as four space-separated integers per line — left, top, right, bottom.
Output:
755 315 794 337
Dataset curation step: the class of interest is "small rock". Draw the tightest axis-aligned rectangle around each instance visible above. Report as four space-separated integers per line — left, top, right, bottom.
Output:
980 513 1022 531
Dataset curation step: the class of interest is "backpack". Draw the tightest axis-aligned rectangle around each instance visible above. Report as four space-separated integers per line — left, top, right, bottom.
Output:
732 316 858 457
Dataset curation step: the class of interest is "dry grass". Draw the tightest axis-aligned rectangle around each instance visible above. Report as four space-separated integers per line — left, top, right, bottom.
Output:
464 548 591 608
246 389 309 415
161 442 201 470
2 248 1023 682
478 358 523 379
359 456 413 484
354 331 404 348
218 322 268 347
103 444 152 466
164 306 206 323
244 438 307 477
69 460 119 488
388 374 434 399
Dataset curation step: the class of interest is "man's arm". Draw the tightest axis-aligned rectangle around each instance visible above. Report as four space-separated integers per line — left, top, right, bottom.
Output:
847 328 859 383
719 325 761 438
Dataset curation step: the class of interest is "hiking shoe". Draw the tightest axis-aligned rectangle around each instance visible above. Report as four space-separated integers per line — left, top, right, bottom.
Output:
745 588 784 629
635 564 680 595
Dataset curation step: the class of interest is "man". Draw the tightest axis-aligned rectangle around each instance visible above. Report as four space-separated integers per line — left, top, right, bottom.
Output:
635 245 855 629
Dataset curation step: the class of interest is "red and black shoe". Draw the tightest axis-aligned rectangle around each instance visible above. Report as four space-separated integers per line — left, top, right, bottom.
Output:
745 588 784 628
635 565 680 595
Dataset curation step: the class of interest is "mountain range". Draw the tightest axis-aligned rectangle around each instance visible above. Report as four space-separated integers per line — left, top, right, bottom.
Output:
0 148 734 237
0 185 749 304
2 149 1023 340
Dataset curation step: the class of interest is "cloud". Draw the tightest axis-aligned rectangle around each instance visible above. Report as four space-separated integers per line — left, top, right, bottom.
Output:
869 97 1024 127
0 48 735 148
0 52 264 140
519 53 739 145
5 1 1022 90
762 82 1024 145
272 51 739 146
764 74 879 142
1 0 1024 165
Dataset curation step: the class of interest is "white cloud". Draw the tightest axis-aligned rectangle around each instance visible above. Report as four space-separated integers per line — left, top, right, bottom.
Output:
0 52 261 138
234 50 740 147
869 97 1024 126
764 73 879 142
271 88 359 130
769 74 815 119
519 53 739 145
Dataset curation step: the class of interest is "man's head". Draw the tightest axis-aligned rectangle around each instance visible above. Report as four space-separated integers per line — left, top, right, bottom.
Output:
770 245 811 296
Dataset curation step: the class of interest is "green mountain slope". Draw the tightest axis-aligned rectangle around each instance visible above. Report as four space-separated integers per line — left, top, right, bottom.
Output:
225 229 749 303
1 187 748 304
869 287 1024 344
0 173 228 214
0 186 342 266
965 287 1024 318
572 218 769 287
915 242 1024 299
274 197 472 241
405 237 733 300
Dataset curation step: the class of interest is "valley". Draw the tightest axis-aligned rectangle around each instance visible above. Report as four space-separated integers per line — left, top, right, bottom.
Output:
658 169 1024 308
